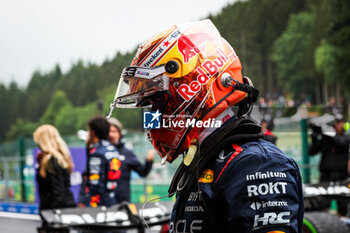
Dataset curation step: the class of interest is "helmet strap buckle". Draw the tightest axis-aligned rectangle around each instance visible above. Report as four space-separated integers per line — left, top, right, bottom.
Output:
183 139 198 166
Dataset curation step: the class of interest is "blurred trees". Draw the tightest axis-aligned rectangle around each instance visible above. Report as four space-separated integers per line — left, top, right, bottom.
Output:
0 82 24 141
1 50 136 142
211 0 306 96
6 119 39 141
0 0 349 142
315 0 350 98
40 90 71 124
272 11 316 98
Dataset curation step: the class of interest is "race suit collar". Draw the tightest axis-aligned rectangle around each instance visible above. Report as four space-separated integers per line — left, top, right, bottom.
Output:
168 116 263 197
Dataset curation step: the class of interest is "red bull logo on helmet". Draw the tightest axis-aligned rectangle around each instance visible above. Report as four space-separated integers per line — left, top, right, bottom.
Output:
177 33 216 63
177 48 232 101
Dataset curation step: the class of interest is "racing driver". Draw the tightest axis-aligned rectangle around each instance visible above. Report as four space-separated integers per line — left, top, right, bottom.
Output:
108 19 304 233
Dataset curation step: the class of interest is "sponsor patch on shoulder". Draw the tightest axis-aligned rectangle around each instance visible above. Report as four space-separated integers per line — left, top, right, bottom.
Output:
198 169 213 183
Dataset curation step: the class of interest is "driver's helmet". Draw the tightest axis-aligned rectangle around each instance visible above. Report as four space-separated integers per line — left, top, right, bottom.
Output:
110 19 247 163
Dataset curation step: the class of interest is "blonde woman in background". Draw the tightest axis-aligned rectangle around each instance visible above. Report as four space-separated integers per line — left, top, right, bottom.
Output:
33 124 76 211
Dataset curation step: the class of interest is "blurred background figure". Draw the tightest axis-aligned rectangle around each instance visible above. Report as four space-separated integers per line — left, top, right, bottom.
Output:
33 124 76 233
308 113 350 216
261 115 277 145
83 116 120 207
33 124 76 210
108 117 155 203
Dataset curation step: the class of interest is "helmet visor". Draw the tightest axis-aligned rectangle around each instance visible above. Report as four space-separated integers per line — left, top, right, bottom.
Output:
111 66 169 108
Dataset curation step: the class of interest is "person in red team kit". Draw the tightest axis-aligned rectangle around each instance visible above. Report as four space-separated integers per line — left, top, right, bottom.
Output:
84 116 120 207
107 117 155 203
108 20 304 232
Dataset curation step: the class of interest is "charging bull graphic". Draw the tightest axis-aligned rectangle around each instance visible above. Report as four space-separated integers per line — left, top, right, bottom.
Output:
177 33 216 63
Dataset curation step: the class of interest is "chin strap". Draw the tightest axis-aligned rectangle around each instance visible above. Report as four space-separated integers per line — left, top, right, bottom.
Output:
183 139 198 166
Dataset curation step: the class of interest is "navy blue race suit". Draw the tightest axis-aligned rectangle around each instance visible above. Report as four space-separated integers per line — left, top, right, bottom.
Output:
168 117 304 233
87 140 120 207
114 141 153 203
